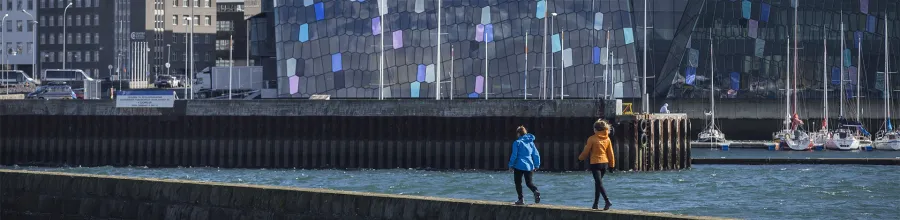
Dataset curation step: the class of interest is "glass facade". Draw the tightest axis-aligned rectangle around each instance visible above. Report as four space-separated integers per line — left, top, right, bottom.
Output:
273 0 900 99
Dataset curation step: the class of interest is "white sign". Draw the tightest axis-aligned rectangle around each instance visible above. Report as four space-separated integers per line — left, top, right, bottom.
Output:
115 90 176 108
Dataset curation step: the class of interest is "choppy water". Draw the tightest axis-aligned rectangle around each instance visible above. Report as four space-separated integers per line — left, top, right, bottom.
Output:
6 164 898 220
693 148 900 159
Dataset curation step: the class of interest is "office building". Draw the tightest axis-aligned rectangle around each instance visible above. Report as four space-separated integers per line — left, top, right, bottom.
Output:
1 0 38 77
215 0 246 67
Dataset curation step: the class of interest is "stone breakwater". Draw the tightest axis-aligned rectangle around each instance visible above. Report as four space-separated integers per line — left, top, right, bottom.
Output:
0 169 727 220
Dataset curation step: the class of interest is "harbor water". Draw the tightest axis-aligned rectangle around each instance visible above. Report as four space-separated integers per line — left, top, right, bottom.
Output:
5 151 898 220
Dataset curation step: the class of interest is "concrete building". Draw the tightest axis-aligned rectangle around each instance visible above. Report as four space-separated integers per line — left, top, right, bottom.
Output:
215 0 246 67
1 0 38 78
36 0 215 85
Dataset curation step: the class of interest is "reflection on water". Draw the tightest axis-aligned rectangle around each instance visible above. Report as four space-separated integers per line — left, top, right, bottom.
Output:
5 164 898 220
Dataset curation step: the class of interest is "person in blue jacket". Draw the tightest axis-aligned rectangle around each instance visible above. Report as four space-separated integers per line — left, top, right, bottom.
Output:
508 125 541 205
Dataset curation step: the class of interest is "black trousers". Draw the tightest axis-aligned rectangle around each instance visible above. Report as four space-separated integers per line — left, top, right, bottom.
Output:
589 163 610 205
513 169 539 199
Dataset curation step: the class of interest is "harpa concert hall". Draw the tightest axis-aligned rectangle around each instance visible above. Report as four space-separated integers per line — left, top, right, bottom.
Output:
265 0 900 100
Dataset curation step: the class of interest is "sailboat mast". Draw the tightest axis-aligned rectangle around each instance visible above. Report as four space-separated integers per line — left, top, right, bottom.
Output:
786 35 792 124
710 33 715 129
840 16 845 118
858 37 862 121
886 15 891 124
793 1 799 115
824 27 828 130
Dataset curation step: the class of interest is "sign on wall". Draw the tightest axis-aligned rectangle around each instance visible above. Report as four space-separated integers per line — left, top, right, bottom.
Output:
115 90 175 108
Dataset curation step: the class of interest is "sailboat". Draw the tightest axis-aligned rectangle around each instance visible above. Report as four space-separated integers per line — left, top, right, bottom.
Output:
825 15 861 151
773 3 811 151
874 15 900 150
811 28 831 149
698 33 726 143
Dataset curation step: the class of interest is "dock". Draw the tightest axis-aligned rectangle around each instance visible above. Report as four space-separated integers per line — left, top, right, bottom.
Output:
692 158 900 165
690 140 770 149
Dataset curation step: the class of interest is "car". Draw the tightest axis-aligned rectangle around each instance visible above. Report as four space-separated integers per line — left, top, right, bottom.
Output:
26 84 77 100
72 88 85 99
154 75 181 88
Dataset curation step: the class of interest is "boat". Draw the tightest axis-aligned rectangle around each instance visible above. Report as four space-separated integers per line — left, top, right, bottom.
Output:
772 4 810 151
874 15 900 151
825 15 860 151
698 33 726 143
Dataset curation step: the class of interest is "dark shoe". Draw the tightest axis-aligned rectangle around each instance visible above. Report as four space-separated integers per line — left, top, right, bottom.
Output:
603 201 612 210
514 198 524 205
591 202 599 210
534 191 541 204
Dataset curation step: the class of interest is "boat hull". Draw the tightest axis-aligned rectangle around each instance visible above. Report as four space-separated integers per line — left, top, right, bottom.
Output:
873 140 900 150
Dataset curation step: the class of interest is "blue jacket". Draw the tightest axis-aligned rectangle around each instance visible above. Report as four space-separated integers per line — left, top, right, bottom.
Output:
508 134 540 171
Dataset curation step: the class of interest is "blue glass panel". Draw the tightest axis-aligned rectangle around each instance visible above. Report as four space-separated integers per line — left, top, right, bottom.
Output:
315 2 324 21
551 34 561 52
372 17 381 35
623 28 634 45
592 47 601 64
849 66 857 85
410 82 420 97
332 53 342 72
867 15 876 33
854 31 863 48
484 24 494 42
417 64 426 82
536 0 546 19
741 0 751 19
791 0 797 8
593 12 603 30
685 67 696 85
481 6 491 25
304 0 313 7
831 67 841 85
755 39 765 58
299 23 309 42
468 92 479 98
730 72 740 90
760 3 771 22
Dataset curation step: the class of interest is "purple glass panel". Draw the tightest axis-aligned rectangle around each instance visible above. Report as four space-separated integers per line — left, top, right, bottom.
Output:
372 17 381 35
748 19 758 38
475 75 484 93
861 0 869 14
475 24 484 42
289 76 300 94
849 66 857 85
416 64 426 82
393 30 403 48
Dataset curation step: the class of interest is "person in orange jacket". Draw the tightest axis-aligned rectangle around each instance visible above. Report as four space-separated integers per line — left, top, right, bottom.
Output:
578 119 615 210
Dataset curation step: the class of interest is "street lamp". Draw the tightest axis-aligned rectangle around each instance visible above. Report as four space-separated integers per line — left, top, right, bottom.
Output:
22 10 37 81
63 2 72 69
549 12 558 100
1 14 8 73
166 44 171 75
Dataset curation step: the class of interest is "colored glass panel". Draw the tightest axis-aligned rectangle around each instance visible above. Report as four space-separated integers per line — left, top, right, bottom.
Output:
748 19 758 38
844 49 852 67
730 72 740 90
551 34 560 52
393 30 403 49
755 39 765 58
475 24 484 42
417 64 426 82
562 48 573 67
867 15 876 33
854 31 862 48
299 23 309 42
287 58 297 77
741 0 751 19
377 0 388 15
849 66 857 85
536 0 546 19
304 0 313 7
372 17 381 35
481 6 491 25
468 92 479 98
861 0 869 14
414 0 425 13
623 28 634 45
315 2 324 21
688 48 699 67
685 67 696 85
289 76 300 94
332 53 342 72
484 24 494 42
592 47 601 64
593 12 603 30
832 66 841 85
760 3 771 22
411 82 421 97
426 64 436 83
475 75 484 93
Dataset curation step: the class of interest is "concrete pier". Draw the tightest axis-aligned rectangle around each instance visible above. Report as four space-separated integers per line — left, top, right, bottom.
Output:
0 100 689 171
0 169 726 219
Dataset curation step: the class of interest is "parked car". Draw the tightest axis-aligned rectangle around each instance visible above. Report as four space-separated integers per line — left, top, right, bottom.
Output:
26 84 77 100
154 75 181 88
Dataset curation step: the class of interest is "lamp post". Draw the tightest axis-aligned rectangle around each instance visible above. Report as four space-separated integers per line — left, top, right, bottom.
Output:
166 44 171 75
184 17 191 99
23 10 36 82
63 2 72 69
1 14 8 73
549 12 557 100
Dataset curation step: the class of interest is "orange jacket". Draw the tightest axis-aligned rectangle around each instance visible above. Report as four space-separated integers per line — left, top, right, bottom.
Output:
578 130 615 167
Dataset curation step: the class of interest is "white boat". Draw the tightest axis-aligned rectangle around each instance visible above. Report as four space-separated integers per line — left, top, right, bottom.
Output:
824 14 861 150
873 15 900 151
772 5 810 151
810 27 832 149
698 34 726 143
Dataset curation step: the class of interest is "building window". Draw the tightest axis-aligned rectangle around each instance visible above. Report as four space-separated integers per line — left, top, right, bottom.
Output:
27 0 32 10
58 16 62 27
84 50 90 62
85 15 90 26
172 15 178 25
94 51 98 62
193 0 197 7
49 34 54 44
94 15 99 26
94 33 99 44
48 52 54 62
49 16 54 26
75 33 81 44
40 0 44 8
58 33 63 44
66 15 71 26
16 20 22 32
40 34 45 44
173 0 178 7
182 0 187 7
75 15 81 26
27 20 33 32
6 1 11 10
67 33 72 44
26 42 32 54
217 20 232 31
205 0 210 7
194 16 199 26
40 16 45 27
17 0 22 10
58 51 63 62
85 33 90 44
5 21 10 32
75 51 81 62
183 15 189 25
204 16 210 26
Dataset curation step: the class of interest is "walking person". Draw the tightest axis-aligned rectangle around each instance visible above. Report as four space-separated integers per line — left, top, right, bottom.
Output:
578 120 615 210
508 126 541 205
